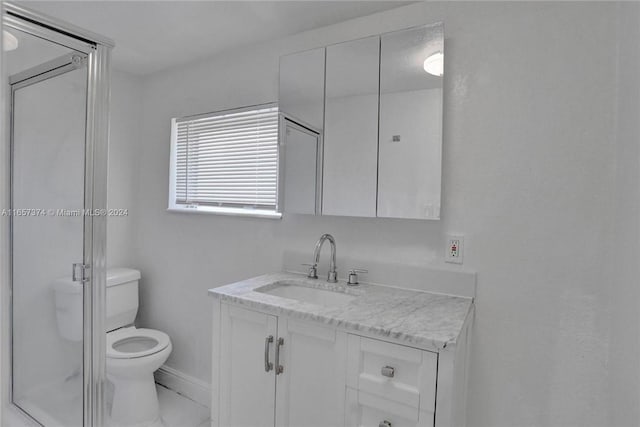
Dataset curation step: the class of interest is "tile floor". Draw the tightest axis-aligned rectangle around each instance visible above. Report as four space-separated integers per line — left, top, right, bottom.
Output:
157 384 210 427
5 383 209 427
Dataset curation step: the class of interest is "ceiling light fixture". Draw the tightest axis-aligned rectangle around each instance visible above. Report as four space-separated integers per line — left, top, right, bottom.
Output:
423 51 443 77
3 30 18 51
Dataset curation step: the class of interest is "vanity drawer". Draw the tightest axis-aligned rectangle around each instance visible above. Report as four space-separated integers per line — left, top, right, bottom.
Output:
346 388 434 427
347 335 437 412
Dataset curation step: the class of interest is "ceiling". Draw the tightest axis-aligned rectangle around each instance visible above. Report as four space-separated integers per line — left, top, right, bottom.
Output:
23 1 413 75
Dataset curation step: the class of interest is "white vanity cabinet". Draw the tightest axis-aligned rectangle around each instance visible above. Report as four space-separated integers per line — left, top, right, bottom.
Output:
214 303 348 427
211 298 472 427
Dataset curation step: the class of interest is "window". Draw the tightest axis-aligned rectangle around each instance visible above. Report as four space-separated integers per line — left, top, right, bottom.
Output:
169 103 281 218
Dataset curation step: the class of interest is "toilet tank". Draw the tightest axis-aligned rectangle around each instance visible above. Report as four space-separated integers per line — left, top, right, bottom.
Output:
53 268 141 341
104 268 141 332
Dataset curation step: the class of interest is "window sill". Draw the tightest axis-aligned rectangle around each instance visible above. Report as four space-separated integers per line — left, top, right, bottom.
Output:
167 205 282 220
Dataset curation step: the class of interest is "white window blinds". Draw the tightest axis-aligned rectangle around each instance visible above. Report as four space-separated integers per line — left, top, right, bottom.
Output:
170 104 280 216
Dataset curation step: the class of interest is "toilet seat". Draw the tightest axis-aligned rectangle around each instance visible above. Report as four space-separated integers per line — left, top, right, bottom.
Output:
107 327 170 359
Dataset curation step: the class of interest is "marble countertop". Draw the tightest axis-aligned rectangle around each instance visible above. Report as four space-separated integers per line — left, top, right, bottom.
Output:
209 272 474 351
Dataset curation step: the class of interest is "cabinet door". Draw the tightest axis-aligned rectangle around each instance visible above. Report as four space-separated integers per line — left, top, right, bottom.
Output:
281 119 322 215
377 23 444 220
323 36 380 217
219 304 278 427
279 47 325 131
275 318 347 427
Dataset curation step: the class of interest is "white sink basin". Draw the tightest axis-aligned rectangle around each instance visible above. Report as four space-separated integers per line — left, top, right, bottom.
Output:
256 281 356 306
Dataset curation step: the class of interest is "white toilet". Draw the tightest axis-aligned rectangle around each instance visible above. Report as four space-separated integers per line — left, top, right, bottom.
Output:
54 268 172 427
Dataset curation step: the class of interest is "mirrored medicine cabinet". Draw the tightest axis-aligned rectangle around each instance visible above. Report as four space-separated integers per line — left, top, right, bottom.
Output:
279 22 444 220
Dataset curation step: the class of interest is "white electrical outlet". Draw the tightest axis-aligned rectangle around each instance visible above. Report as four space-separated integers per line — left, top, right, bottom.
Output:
445 235 464 264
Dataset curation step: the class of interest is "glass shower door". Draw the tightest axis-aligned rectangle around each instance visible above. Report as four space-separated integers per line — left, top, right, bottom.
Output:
4 4 112 426
9 28 88 427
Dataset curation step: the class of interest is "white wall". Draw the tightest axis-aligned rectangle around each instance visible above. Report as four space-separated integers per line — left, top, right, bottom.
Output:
129 2 628 425
608 3 640 426
107 70 143 268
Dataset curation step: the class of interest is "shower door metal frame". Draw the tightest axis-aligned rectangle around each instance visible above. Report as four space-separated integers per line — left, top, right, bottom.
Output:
2 3 113 426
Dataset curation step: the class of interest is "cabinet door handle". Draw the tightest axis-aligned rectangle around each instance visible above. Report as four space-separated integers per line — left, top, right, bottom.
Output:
379 421 392 427
381 366 395 378
264 335 274 372
275 337 284 375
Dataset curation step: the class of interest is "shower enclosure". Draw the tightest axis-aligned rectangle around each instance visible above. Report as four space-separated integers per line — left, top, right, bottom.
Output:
2 3 112 426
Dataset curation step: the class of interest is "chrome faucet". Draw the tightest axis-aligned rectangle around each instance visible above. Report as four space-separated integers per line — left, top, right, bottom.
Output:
305 234 338 283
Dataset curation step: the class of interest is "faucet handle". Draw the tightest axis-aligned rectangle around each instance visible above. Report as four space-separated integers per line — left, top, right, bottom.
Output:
302 263 318 279
347 268 368 286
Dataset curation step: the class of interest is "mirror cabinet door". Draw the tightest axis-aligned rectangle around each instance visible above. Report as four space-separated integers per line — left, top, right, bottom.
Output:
281 119 321 215
377 23 444 220
323 36 380 217
279 47 325 131
279 47 325 215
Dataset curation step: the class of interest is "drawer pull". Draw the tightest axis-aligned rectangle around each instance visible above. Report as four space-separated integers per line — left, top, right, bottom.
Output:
381 366 395 378
379 421 392 427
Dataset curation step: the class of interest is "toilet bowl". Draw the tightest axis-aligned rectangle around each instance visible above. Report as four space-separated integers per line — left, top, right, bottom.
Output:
54 268 172 427
107 327 172 427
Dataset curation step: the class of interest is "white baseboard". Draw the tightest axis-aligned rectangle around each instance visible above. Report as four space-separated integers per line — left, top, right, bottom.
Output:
154 365 211 408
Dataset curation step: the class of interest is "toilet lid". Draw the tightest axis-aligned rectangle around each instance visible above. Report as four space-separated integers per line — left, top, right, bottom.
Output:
107 328 170 359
